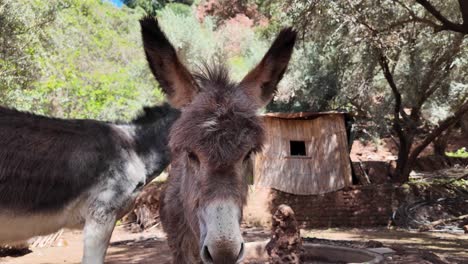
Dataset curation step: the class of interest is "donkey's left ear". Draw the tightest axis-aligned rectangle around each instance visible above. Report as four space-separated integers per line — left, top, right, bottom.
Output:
240 28 296 108
140 16 198 108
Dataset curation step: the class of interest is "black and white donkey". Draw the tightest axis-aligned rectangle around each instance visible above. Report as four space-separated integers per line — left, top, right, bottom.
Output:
0 19 182 264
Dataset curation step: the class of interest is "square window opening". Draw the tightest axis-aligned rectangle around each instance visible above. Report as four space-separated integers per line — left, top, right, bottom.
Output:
290 140 306 156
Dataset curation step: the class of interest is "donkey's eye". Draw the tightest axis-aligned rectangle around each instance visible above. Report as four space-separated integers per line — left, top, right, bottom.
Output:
188 151 199 163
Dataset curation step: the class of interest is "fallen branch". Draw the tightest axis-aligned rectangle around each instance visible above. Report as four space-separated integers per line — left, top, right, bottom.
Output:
356 162 372 185
419 214 468 231
421 251 450 264
446 173 468 185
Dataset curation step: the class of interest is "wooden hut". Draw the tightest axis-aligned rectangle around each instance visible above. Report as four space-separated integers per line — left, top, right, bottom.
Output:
253 112 352 195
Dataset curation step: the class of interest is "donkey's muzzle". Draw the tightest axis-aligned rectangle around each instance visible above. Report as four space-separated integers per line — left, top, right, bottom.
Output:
199 200 245 264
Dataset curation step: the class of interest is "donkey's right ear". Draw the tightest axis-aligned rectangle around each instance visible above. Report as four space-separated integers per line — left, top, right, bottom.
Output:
239 28 296 108
140 17 198 108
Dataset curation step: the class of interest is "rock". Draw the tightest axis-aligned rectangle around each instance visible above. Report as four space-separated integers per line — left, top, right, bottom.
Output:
463 225 468 234
421 251 449 264
364 240 384 248
265 204 303 264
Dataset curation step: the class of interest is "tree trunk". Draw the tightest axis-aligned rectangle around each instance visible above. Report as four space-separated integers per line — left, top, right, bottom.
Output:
461 113 468 139
434 124 453 156
394 133 413 183
401 101 468 182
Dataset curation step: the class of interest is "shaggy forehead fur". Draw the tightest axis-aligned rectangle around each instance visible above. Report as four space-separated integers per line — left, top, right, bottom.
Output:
169 64 264 164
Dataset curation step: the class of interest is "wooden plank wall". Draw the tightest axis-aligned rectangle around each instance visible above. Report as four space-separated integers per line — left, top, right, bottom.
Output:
254 115 352 195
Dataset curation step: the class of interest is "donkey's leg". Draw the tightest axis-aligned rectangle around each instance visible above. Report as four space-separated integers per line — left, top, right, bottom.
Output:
82 208 117 264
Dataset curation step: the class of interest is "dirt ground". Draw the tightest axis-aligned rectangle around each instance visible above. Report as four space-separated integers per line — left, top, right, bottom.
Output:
304 228 468 264
0 226 171 264
1 226 467 264
349 131 468 163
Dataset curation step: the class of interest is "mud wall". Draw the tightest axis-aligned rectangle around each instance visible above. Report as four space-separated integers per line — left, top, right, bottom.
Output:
269 184 398 228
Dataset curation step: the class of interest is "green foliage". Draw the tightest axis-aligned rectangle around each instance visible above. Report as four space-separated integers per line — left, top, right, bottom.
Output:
0 0 59 100
1 0 164 120
123 0 193 16
124 0 162 16
253 1 363 112
156 5 267 81
157 6 218 65
0 0 268 120
261 0 468 120
164 3 192 16
1 0 269 120
2 0 465 136
446 148 468 158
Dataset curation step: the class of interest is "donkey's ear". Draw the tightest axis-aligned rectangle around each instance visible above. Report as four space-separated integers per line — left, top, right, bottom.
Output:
140 17 198 108
240 28 296 107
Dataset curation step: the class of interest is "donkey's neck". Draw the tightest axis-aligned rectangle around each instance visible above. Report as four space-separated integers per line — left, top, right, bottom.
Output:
118 104 179 181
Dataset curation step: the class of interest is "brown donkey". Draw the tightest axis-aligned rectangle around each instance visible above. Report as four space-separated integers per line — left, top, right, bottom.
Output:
140 17 296 264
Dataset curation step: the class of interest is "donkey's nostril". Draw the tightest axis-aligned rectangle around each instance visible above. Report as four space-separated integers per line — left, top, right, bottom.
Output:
201 245 214 263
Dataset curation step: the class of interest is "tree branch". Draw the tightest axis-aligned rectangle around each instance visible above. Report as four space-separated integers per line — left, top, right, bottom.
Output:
409 100 468 163
416 35 463 109
415 0 468 34
384 17 439 31
458 0 468 26
391 0 442 31
415 0 457 26
420 214 468 231
378 51 407 138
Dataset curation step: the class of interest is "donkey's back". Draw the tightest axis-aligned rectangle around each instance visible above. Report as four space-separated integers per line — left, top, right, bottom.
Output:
0 106 131 213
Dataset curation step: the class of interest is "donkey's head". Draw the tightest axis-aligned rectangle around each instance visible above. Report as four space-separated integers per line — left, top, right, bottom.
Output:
141 17 296 264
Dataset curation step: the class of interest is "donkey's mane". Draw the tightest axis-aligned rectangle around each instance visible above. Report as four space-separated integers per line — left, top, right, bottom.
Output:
193 63 237 92
131 102 176 125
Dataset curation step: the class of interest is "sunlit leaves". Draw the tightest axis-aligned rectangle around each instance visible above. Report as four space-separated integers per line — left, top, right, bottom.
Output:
1 0 162 120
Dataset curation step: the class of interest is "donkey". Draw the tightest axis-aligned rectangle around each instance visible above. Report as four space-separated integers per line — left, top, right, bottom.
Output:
0 101 180 264
140 17 296 263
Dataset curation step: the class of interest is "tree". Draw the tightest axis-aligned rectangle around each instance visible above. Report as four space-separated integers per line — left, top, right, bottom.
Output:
265 0 468 182
1 0 166 120
374 0 468 182
0 0 61 101
378 41 467 182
